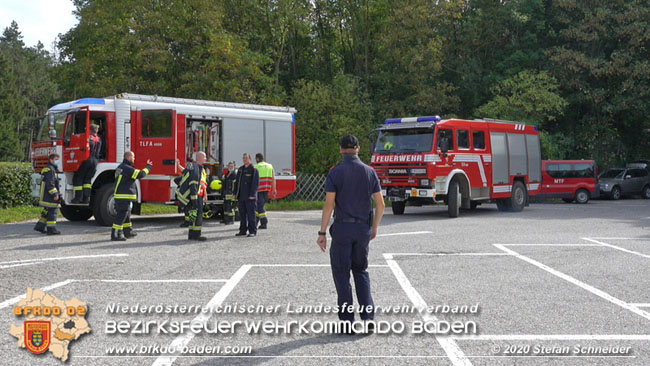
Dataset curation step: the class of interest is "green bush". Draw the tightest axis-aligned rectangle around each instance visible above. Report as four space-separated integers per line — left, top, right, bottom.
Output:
0 162 34 208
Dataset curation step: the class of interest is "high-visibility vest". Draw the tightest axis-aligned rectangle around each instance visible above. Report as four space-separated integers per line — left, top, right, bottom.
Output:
255 161 274 192
199 169 207 197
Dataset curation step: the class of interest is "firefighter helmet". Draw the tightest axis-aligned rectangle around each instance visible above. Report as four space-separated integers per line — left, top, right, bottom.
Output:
210 179 222 191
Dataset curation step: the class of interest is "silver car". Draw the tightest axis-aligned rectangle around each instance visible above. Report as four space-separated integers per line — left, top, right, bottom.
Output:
599 168 650 200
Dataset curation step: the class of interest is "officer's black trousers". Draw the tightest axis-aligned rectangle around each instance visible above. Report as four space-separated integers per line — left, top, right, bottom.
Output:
329 222 375 322
238 199 257 234
112 200 131 231
255 191 269 226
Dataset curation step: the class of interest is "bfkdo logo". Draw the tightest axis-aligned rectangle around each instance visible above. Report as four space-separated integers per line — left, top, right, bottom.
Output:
25 321 51 354
9 288 91 362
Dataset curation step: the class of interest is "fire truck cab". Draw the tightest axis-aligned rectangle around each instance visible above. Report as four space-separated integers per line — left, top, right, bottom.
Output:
371 117 542 217
31 94 297 226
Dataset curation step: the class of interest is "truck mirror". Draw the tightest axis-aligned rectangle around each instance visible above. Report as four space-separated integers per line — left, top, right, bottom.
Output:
49 129 57 139
625 175 632 179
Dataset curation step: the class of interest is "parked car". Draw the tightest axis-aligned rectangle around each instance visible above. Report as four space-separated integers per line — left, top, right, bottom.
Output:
599 167 650 200
539 160 599 204
626 160 650 171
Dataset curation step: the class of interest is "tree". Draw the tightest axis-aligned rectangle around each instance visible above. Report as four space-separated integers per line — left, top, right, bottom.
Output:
291 73 373 173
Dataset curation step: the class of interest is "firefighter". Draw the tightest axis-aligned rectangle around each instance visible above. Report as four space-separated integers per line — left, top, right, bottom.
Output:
222 161 237 225
72 124 101 204
34 153 62 235
317 135 385 327
235 153 259 237
177 152 208 241
111 151 152 241
254 153 276 229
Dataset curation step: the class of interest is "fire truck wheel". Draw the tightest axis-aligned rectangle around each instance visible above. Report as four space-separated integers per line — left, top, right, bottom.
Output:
447 180 460 218
59 203 93 222
575 189 590 204
93 183 117 226
509 181 526 212
610 186 621 200
391 201 405 215
642 185 650 199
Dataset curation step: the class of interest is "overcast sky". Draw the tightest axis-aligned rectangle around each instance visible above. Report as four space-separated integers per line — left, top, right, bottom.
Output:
0 0 77 50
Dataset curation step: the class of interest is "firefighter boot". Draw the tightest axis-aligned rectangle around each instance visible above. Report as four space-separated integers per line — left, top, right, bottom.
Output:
46 227 61 235
71 189 83 204
81 188 91 204
188 230 207 242
124 227 137 238
33 220 46 234
111 229 127 241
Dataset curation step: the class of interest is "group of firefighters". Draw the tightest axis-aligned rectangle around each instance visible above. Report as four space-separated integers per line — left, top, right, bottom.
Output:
35 135 277 242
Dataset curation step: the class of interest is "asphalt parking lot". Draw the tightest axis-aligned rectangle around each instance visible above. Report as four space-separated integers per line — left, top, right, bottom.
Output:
1 199 649 365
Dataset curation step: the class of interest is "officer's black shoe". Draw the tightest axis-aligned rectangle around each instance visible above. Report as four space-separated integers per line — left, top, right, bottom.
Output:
111 229 127 241
71 191 83 204
180 221 190 228
46 227 61 235
81 198 90 204
124 228 137 238
235 232 247 237
258 224 267 229
247 233 256 237
34 222 46 233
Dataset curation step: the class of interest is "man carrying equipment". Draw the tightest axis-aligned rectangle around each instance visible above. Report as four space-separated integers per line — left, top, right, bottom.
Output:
177 152 208 241
111 151 152 241
72 124 101 204
34 153 62 235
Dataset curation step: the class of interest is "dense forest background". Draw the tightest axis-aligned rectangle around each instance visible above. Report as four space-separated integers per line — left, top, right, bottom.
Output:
1 0 649 173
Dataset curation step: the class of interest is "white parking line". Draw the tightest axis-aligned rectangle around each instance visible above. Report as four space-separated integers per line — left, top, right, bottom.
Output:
152 265 251 366
495 244 650 321
0 261 44 269
384 253 472 366
582 238 650 259
251 264 389 267
0 253 129 265
389 253 511 257
87 279 229 283
453 334 650 341
502 244 600 247
630 303 650 308
0 279 75 309
376 231 433 237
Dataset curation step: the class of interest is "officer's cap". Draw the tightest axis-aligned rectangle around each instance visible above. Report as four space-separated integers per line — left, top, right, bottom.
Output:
340 135 359 149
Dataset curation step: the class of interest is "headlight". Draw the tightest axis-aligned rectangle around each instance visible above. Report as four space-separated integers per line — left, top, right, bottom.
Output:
421 179 430 186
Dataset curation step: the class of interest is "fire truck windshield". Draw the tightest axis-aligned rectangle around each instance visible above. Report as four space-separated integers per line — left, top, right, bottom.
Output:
35 112 66 141
375 129 434 153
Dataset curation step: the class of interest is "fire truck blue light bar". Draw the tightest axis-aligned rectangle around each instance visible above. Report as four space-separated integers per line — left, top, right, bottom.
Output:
384 116 441 124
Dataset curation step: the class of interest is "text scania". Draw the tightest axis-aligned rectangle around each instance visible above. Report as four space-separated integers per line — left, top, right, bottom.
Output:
372 154 424 163
104 320 477 335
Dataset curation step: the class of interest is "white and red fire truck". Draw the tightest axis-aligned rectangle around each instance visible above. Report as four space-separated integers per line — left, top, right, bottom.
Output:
31 93 297 226
371 116 542 217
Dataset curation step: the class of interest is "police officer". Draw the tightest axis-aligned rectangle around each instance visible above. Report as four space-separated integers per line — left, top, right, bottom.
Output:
235 153 259 237
176 152 208 241
222 161 237 225
254 153 276 229
317 135 385 328
72 124 101 203
111 151 152 241
34 153 62 235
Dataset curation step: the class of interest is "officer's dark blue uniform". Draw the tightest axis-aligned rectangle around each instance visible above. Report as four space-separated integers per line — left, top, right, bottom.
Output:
325 138 381 323
235 161 259 236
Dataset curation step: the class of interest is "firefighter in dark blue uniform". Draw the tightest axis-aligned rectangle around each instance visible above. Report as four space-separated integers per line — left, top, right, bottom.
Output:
222 161 237 225
176 152 208 241
34 153 62 235
235 153 259 237
317 135 386 328
72 124 101 203
111 151 152 241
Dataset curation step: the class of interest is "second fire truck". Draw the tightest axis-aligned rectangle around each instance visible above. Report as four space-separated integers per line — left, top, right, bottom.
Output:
371 116 542 217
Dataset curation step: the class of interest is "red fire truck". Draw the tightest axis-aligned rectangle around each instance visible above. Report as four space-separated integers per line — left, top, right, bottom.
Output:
371 117 542 217
31 93 297 226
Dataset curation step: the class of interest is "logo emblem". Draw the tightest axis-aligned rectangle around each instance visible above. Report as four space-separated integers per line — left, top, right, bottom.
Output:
25 321 50 354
